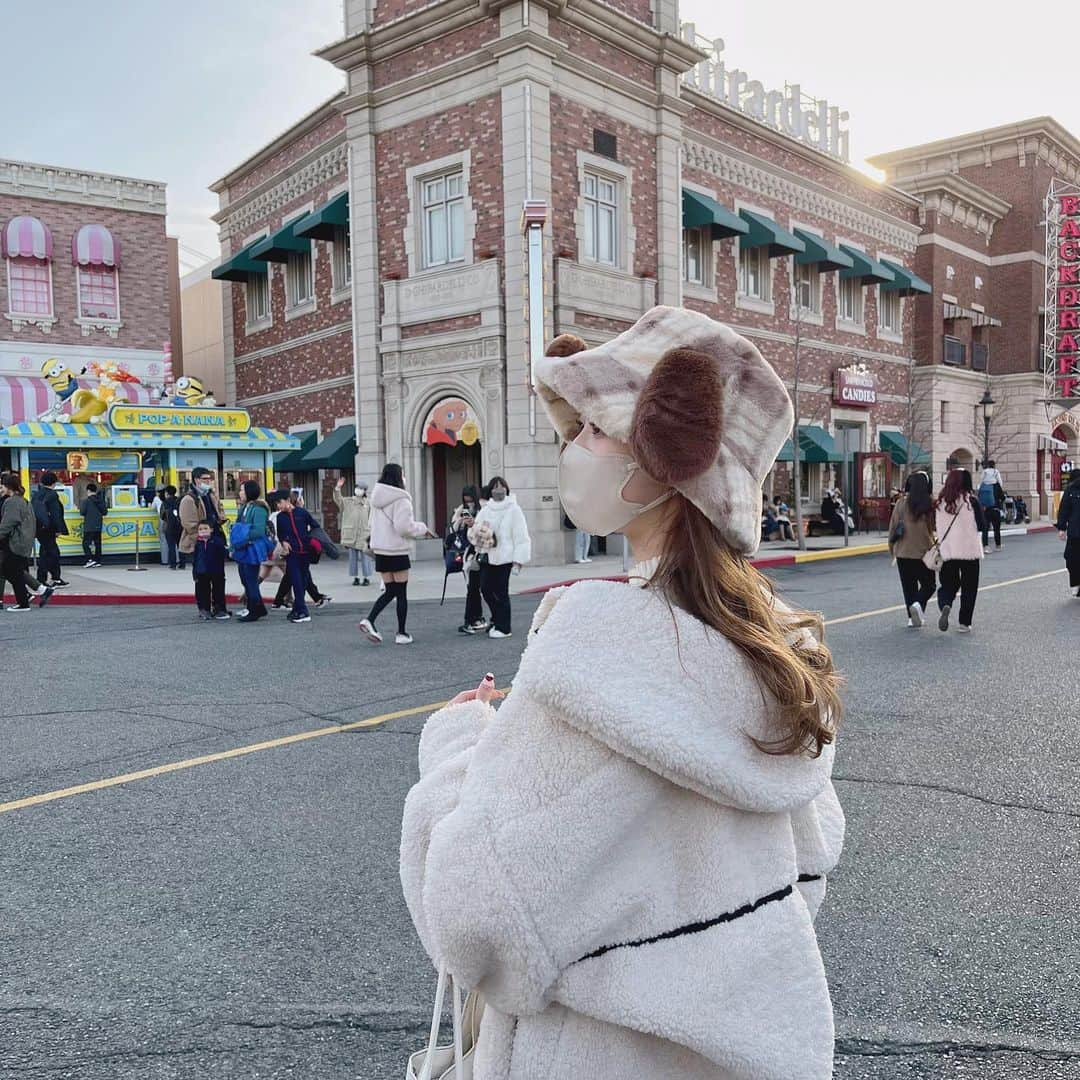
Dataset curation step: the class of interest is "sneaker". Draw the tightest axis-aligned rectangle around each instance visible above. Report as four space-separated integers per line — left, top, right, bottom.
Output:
213 611 232 621
288 612 312 623
358 618 382 643
237 611 264 623
361 578 370 586
488 628 512 639
908 601 924 628
906 618 914 628
984 546 992 554
458 624 476 635
938 604 951 632
236 609 249 619
995 545 1002 552
314 596 333 609
89 560 101 568
51 579 71 588
395 633 414 645
957 625 972 634
198 610 213 621
471 620 489 632
582 557 593 563
270 602 288 612
83 559 95 568
35 585 55 608
4 604 31 612
353 577 361 586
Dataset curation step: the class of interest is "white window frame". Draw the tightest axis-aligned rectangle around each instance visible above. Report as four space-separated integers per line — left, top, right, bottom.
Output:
787 219 825 327
243 230 272 333
282 204 316 322
683 227 706 286
875 250 905 344
404 151 477 278
419 169 466 270
74 263 123 338
733 200 775 316
575 150 636 275
681 181 720 303
834 237 867 335
5 255 57 331
582 170 619 267
325 181 351 305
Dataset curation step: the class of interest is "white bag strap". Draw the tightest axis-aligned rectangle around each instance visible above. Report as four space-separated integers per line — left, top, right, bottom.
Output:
417 963 465 1080
452 979 465 1068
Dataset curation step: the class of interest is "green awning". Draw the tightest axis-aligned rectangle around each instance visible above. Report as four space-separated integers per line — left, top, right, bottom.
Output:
793 230 854 273
294 192 349 241
250 223 310 263
298 424 357 469
738 210 805 258
682 189 748 240
880 258 932 296
211 244 267 283
839 245 895 285
880 430 930 466
273 430 318 472
775 426 843 464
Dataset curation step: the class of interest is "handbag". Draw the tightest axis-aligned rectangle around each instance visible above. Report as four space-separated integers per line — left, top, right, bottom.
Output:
407 964 484 1080
889 519 905 545
922 505 961 573
228 521 274 565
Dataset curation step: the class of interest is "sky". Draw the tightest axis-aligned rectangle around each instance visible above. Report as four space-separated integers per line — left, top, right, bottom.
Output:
7 0 1074 272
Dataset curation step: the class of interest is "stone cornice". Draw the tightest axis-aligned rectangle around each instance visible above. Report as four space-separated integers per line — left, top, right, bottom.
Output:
895 171 1012 241
0 159 166 215
682 136 922 252
559 0 705 73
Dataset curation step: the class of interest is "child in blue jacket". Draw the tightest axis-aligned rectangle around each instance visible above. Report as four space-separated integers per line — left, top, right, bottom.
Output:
193 522 229 620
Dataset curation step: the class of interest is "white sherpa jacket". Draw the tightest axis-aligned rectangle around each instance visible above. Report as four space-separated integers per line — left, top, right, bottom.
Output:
369 482 428 556
468 495 531 567
400 579 844 1080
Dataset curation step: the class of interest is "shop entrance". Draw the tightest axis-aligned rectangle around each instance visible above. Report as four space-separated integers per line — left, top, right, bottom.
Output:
423 395 484 536
833 422 864 520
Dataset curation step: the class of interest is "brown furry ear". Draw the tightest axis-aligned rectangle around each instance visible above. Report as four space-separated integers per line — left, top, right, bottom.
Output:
629 347 724 484
545 333 587 357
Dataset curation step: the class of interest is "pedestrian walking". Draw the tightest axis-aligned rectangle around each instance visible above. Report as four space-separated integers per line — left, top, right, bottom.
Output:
192 521 229 621
468 475 531 639
269 490 331 611
1056 466 1080 598
400 312 843 1079
31 471 69 587
358 463 431 645
0 473 54 610
887 470 936 627
333 477 374 586
158 485 184 569
151 486 168 565
270 488 318 624
977 458 1004 552
79 482 107 567
446 500 485 635
934 468 986 633
231 480 271 623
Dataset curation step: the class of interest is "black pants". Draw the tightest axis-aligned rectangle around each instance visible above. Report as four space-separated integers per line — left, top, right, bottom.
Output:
981 507 1002 548
1065 538 1080 588
194 572 227 614
480 561 514 634
274 565 322 606
3 553 36 607
83 531 102 560
896 557 936 613
166 534 180 569
37 533 61 584
464 569 483 625
938 559 981 627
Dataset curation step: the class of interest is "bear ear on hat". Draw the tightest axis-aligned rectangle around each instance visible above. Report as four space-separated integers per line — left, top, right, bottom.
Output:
629 347 724 485
545 333 587 358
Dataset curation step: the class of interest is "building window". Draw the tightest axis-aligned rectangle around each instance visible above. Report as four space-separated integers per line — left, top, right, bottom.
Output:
421 170 465 269
879 290 901 334
794 263 821 314
246 271 270 323
943 335 966 366
583 172 618 266
332 225 351 289
940 401 948 433
972 342 989 371
77 265 119 321
838 277 863 324
8 256 52 316
287 247 313 307
683 228 706 285
738 245 771 301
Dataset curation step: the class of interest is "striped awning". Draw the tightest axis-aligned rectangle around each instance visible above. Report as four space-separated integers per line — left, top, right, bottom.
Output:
0 420 299 451
3 216 53 260
72 224 121 268
0 377 159 428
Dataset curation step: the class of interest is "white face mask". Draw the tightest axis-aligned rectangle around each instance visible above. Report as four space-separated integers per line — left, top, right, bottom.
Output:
559 440 672 537
355 486 365 496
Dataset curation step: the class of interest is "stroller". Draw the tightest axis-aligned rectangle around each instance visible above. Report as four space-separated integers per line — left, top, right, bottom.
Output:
1003 494 1031 525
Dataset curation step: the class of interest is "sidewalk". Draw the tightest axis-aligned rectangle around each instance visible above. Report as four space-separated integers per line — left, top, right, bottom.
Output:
3 523 1056 605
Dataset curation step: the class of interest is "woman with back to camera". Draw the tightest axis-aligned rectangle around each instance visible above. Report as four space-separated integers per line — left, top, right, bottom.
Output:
1055 466 1080 598
359 463 432 645
934 468 986 634
887 470 936 627
399 307 844 1079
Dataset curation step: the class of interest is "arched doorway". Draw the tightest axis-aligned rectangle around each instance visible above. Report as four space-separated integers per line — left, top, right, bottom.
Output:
423 395 483 535
945 447 975 477
1051 423 1079 489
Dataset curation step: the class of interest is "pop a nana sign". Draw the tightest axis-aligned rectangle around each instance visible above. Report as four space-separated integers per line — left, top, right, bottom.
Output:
108 404 252 435
681 26 850 163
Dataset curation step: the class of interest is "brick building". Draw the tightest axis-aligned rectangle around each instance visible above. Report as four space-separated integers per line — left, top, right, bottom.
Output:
870 119 1080 515
0 158 170 440
212 0 940 560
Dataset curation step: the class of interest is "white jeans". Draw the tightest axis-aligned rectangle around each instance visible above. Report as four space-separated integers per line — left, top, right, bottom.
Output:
574 530 592 561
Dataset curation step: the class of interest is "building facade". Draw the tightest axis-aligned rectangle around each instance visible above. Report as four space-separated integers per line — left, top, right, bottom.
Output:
870 119 1080 515
0 158 171 441
179 260 227 411
212 0 940 560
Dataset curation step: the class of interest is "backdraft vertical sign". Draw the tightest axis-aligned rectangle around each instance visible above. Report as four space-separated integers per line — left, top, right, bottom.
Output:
1046 180 1080 406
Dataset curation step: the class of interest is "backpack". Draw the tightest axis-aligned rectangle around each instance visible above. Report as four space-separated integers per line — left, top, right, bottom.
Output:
978 482 996 509
31 491 51 531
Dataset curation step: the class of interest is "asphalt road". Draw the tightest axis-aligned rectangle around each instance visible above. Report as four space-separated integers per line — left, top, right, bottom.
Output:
1 533 1077 1079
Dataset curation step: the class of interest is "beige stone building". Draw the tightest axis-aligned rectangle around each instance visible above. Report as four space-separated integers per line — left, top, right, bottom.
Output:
179 260 226 405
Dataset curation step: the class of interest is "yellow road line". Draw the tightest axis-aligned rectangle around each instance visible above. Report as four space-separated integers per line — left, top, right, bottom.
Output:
1 566 1067 816
795 542 889 564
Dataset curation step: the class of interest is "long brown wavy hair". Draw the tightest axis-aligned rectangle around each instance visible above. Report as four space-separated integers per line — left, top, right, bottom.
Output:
651 494 842 757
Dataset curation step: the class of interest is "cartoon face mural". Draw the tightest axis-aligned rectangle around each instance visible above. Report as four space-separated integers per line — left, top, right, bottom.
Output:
172 375 208 407
423 397 481 447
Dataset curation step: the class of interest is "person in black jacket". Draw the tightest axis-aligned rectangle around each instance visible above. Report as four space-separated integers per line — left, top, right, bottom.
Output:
445 502 484 634
158 485 185 570
79 482 108 567
31 471 70 588
1056 467 1080 597
270 489 318 624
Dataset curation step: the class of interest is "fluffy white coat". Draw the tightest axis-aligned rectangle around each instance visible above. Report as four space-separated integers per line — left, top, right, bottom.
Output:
369 482 428 556
468 495 531 566
400 579 844 1079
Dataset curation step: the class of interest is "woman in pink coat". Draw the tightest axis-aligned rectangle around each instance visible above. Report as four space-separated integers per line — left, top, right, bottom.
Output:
934 468 987 633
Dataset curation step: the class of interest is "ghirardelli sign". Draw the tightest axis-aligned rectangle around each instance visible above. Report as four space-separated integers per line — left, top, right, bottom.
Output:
834 369 876 407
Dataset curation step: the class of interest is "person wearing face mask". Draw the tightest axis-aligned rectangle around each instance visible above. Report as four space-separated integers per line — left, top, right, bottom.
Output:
178 467 226 567
399 308 843 1080
333 476 374 586
466 475 531 639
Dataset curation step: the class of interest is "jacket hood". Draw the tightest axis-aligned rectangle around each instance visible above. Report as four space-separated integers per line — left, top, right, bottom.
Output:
371 482 411 510
512 580 834 814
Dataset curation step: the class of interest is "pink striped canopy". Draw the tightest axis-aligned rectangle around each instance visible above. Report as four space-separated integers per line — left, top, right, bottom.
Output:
72 224 121 268
0 375 52 426
3 216 53 260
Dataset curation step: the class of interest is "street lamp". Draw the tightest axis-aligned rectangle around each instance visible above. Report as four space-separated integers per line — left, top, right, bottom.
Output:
980 387 996 469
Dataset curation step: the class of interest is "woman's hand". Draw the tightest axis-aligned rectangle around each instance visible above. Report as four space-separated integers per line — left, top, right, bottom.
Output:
449 673 505 707
336 477 345 490
1061 530 1068 541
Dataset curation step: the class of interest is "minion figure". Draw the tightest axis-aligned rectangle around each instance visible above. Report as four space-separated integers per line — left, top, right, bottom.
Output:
172 375 207 407
38 359 87 420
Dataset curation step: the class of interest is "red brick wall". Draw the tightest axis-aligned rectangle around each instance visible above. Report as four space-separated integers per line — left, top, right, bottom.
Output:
550 95 657 276
371 0 440 27
549 22 654 85
228 114 345 200
235 330 352 401
401 313 482 338
595 0 652 24
373 18 500 90
375 96 503 281
576 312 634 333
0 194 169 351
